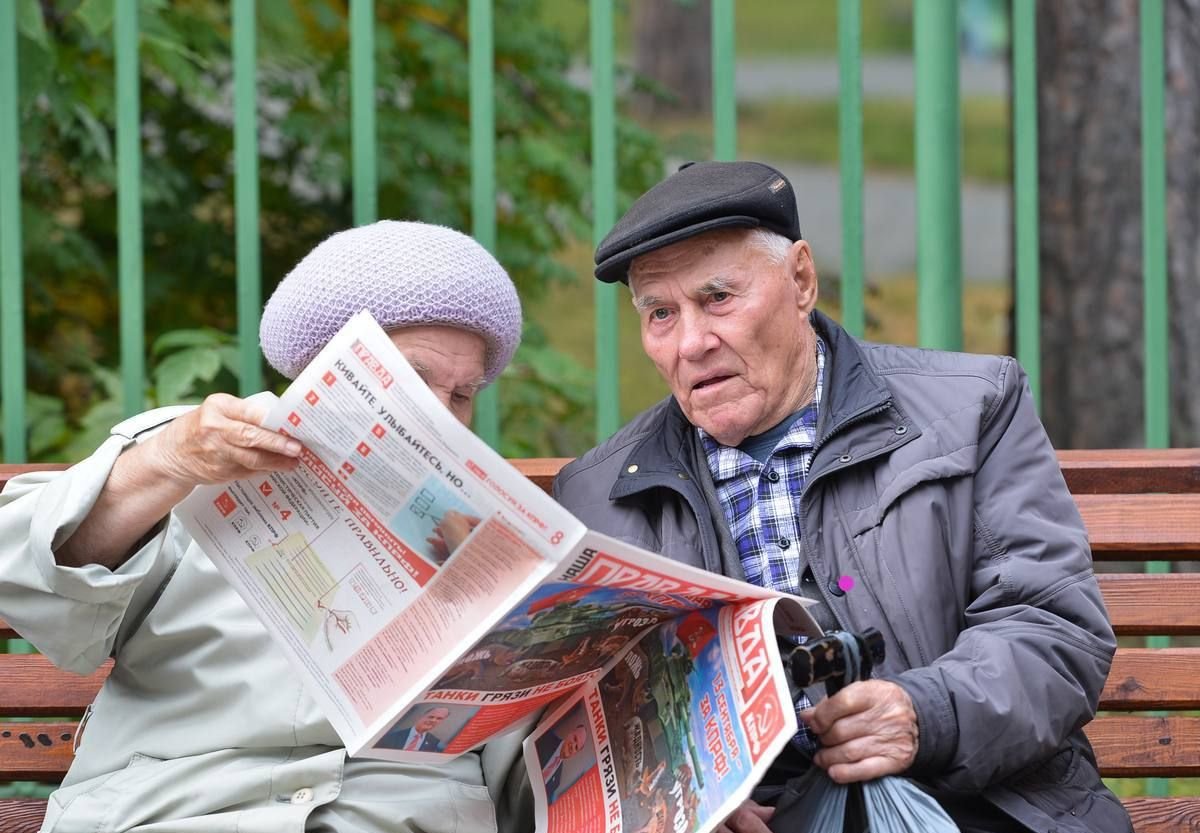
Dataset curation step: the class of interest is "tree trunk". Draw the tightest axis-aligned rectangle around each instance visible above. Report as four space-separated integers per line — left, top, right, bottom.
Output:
1037 0 1200 448
633 0 712 117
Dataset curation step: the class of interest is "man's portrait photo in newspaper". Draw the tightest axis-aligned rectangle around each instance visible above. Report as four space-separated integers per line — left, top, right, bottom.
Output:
535 706 596 804
375 703 479 754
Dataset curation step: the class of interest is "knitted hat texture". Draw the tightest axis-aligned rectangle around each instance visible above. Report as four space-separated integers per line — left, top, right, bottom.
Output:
260 221 522 383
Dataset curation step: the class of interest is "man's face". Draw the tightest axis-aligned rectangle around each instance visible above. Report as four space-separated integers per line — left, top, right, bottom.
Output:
562 725 588 758
629 231 819 446
389 325 488 426
415 707 450 733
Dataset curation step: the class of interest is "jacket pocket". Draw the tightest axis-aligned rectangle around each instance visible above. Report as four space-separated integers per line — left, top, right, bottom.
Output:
1005 745 1131 832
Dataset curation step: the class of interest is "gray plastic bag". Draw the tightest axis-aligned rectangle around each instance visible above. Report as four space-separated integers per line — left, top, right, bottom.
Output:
768 769 959 832
768 768 955 833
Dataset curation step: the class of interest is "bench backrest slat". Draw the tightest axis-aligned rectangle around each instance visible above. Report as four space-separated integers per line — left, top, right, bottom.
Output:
1085 716 1200 777
1056 448 1200 494
1101 648 1200 710
1077 494 1200 557
0 722 78 781
0 656 111 715
1119 799 1200 833
1097 574 1200 635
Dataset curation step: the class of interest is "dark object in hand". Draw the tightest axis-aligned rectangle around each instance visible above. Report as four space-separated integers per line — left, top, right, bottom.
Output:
781 628 886 696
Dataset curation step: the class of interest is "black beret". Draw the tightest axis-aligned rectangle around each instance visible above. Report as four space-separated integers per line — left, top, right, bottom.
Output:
594 160 801 283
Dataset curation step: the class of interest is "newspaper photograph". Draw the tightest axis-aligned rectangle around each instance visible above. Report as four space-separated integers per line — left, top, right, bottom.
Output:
524 595 817 833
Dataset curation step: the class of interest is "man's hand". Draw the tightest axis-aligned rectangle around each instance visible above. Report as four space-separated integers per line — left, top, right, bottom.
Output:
802 679 918 783
150 393 302 488
716 799 774 833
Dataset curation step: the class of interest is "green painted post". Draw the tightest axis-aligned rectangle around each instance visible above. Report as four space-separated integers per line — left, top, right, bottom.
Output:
1141 0 1169 451
914 1 962 351
1012 0 1040 406
351 0 377 227
711 0 736 161
837 0 865 338
1140 0 1170 800
234 0 262 395
0 1 25 462
115 0 145 416
469 0 499 448
590 0 619 442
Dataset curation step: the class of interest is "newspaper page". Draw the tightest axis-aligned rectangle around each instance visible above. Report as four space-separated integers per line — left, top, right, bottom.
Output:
522 577 818 833
178 309 587 756
370 530 817 761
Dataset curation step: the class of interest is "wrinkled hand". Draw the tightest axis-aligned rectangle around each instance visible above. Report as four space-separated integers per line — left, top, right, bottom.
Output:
716 799 774 833
147 393 302 488
802 679 918 783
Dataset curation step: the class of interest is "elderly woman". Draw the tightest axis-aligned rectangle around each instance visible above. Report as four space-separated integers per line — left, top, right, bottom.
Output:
0 222 529 833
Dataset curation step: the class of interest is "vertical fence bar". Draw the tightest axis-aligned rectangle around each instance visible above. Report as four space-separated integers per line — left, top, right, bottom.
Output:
115 0 144 416
590 0 619 442
837 0 865 338
351 0 377 227
1141 0 1169 450
0 1 25 462
469 0 499 447
1140 0 1170 800
914 1 962 351
1012 0 1040 405
233 0 262 395
711 0 736 161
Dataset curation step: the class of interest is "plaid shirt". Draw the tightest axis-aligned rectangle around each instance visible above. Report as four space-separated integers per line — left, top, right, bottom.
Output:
699 338 826 753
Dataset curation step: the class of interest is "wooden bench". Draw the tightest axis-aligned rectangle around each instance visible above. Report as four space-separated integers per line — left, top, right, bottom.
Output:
3 452 1200 831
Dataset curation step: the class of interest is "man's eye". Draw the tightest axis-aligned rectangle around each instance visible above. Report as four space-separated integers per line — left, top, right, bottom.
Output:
651 308 671 321
710 291 730 303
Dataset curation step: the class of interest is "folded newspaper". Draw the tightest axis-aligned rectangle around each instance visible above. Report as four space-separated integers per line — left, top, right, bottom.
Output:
178 309 820 833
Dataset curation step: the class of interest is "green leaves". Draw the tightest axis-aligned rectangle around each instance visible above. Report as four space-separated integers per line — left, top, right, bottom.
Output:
17 0 48 48
151 329 239 405
73 0 115 38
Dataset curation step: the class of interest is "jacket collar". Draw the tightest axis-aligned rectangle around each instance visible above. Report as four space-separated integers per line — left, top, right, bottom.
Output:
611 310 905 500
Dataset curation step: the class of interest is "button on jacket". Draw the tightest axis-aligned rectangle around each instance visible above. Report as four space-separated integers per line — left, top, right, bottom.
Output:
554 311 1132 833
0 409 530 833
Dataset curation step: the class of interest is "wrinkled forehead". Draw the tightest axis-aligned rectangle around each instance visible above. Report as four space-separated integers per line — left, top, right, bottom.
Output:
628 227 755 285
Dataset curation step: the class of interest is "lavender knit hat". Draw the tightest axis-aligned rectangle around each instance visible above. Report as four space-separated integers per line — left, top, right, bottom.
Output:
260 221 522 383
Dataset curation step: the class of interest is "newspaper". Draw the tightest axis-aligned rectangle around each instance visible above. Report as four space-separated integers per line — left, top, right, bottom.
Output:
178 310 820 833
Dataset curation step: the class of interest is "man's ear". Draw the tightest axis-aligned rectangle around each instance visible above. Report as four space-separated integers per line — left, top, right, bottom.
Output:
788 239 819 314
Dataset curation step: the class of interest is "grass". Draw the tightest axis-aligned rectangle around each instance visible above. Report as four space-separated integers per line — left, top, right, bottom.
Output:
1106 777 1200 799
538 0 914 58
531 240 1014 425
654 96 1011 184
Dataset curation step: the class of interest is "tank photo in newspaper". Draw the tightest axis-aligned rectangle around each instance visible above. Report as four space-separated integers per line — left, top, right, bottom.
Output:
527 601 793 833
436 583 686 693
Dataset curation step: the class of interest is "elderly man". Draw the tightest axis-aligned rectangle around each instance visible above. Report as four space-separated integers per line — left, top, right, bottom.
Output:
0 221 530 833
554 162 1132 833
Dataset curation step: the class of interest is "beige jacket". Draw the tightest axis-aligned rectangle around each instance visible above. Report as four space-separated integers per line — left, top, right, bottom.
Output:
0 406 531 833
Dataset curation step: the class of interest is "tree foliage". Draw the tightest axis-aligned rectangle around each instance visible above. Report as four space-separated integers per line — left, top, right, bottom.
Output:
10 0 662 459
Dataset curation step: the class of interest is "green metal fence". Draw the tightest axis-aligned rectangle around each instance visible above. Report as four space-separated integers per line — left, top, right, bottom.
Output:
0 0 1175 457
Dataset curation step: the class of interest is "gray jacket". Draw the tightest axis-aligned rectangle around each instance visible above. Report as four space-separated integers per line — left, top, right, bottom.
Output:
554 311 1131 833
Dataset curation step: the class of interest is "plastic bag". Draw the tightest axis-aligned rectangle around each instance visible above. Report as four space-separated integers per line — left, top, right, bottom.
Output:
768 630 960 832
768 769 959 832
